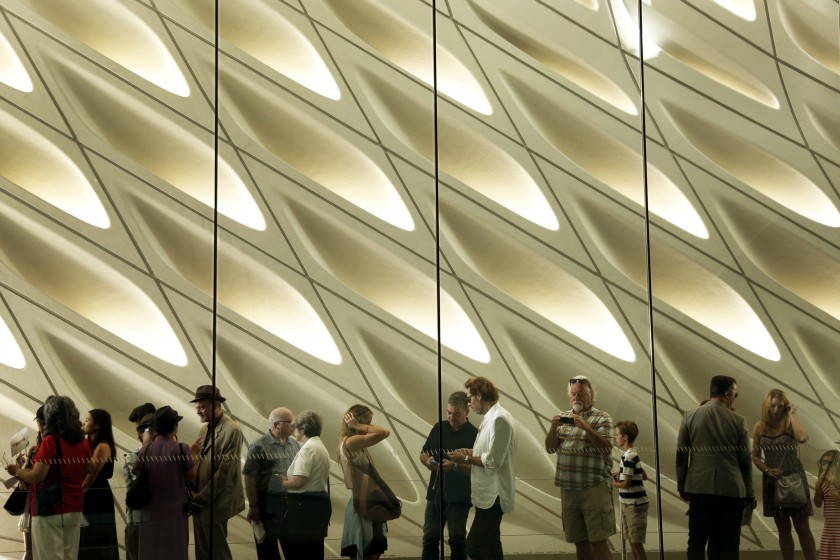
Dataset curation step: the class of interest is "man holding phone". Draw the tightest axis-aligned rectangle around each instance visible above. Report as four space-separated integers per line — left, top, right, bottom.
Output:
419 391 478 560
545 375 615 560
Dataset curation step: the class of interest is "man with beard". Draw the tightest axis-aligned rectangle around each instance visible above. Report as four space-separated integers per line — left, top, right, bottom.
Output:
190 386 246 560
545 375 615 560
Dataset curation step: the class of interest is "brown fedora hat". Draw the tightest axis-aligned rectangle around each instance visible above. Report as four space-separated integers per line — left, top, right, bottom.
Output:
190 385 226 403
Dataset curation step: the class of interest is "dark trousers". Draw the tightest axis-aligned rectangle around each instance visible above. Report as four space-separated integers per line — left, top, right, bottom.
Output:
281 492 330 560
255 497 285 560
687 494 743 560
422 500 470 560
465 498 504 560
124 523 139 560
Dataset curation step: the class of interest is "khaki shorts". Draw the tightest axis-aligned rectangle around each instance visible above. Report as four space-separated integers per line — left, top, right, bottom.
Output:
620 501 649 544
561 484 616 543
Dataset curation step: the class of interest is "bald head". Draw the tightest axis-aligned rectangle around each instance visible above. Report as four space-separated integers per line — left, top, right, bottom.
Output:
269 407 294 442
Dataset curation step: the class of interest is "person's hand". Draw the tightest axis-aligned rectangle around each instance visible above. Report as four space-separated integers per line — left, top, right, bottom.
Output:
247 505 260 522
190 491 206 505
424 458 439 471
550 415 563 428
4 463 18 477
611 469 620 481
765 467 783 479
447 451 467 465
572 413 588 431
440 459 456 473
344 412 361 433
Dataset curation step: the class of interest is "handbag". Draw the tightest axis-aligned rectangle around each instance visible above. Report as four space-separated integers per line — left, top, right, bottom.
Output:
125 441 153 510
35 435 62 516
773 437 807 506
342 442 401 522
775 473 807 505
3 485 28 516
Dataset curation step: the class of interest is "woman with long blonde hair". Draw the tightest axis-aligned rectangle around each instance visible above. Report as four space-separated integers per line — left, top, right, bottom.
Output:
752 389 816 560
338 404 391 560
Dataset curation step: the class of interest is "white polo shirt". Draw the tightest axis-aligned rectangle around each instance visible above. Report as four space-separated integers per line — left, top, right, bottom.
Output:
287 436 330 493
471 402 517 512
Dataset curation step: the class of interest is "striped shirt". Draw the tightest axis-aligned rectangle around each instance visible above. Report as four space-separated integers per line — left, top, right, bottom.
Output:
820 483 840 560
553 407 613 490
618 448 648 505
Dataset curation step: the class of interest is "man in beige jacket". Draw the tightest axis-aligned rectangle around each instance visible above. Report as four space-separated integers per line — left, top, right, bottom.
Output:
190 385 246 560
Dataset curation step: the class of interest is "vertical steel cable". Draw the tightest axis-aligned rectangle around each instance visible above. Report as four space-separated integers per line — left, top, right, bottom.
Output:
637 0 665 557
431 1 445 558
210 0 220 557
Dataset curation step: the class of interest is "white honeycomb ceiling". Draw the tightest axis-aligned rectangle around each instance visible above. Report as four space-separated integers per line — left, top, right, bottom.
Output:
1 0 839 557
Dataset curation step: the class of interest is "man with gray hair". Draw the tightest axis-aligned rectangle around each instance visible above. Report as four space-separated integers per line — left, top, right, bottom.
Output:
545 375 615 560
243 407 300 560
419 391 479 560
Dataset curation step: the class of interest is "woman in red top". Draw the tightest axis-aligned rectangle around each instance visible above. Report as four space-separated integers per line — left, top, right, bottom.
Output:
5 396 93 560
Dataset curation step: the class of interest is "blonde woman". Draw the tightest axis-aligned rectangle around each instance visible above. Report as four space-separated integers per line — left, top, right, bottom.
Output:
338 404 391 560
752 389 816 560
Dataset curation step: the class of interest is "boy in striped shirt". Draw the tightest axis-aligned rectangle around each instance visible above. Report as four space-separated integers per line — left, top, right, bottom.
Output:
612 421 648 560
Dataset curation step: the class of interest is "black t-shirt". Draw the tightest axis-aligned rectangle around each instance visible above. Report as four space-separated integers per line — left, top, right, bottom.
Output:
421 420 479 504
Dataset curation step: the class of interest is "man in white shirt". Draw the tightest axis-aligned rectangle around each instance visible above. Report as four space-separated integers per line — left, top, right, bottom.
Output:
448 376 516 560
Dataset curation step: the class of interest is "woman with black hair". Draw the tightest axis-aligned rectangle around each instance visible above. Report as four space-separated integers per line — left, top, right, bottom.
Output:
5 395 93 560
79 409 119 560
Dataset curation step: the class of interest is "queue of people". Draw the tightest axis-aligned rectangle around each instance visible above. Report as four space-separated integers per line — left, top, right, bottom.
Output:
3 375 839 560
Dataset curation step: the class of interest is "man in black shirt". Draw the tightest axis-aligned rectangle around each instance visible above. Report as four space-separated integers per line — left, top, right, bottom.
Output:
419 391 479 560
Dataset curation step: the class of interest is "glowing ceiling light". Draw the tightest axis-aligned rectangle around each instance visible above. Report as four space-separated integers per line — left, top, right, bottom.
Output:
290 203 490 363
0 208 188 366
208 0 340 100
220 68 413 231
444 204 636 362
0 317 25 369
711 0 757 21
0 32 33 92
611 0 662 59
51 61 265 230
217 248 343 365
0 108 110 228
30 0 190 96
323 0 492 114
663 103 840 228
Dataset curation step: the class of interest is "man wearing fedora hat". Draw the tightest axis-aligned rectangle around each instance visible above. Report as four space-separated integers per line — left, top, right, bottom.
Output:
189 385 246 560
123 403 155 560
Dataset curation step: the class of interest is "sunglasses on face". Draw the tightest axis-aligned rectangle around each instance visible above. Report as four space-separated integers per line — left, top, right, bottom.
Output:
569 378 590 385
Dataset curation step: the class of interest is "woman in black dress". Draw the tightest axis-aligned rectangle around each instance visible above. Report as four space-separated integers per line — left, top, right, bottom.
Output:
80 409 119 560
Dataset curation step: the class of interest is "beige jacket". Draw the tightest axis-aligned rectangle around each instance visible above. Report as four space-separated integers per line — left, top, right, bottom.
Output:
195 412 246 520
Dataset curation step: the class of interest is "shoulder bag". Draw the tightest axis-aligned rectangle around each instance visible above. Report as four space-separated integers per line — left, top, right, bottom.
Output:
3 485 28 516
341 442 401 521
774 438 807 506
125 441 153 510
35 435 62 515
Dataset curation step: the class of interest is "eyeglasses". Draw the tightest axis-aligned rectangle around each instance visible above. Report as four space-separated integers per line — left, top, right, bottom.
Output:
569 378 590 385
274 420 292 425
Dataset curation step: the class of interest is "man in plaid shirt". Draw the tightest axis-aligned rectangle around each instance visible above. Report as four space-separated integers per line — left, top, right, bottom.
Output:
545 375 615 560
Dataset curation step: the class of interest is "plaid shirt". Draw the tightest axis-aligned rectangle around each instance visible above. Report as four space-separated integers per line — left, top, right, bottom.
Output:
553 407 614 490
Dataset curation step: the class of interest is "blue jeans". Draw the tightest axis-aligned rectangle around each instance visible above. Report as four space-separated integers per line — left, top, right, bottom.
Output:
422 500 470 560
